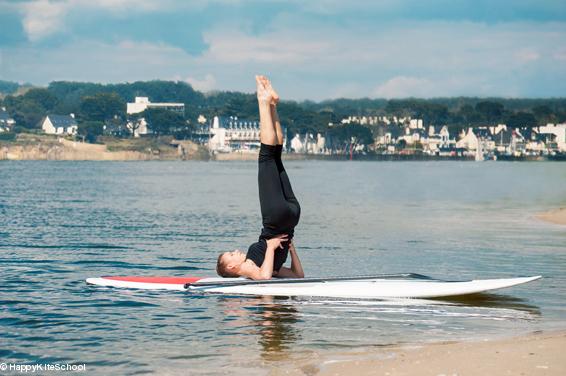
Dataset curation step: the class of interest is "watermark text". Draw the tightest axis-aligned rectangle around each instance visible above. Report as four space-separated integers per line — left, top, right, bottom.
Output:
0 363 86 373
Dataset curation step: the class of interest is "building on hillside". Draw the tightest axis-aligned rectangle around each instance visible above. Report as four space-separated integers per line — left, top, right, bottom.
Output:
126 96 185 115
409 119 423 129
339 115 419 127
126 97 185 137
374 124 403 147
209 116 268 153
519 128 546 155
103 122 130 137
491 126 527 155
456 128 479 151
125 119 148 137
399 126 427 145
290 133 327 154
41 114 78 135
0 107 16 132
424 126 452 153
538 123 566 151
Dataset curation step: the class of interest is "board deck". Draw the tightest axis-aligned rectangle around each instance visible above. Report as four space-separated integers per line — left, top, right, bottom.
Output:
85 275 541 298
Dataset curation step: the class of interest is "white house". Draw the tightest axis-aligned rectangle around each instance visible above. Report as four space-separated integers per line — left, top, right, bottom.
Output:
209 116 263 153
538 123 566 151
0 107 16 132
290 134 305 153
126 96 185 115
41 114 78 135
424 126 452 152
456 128 479 150
409 119 423 129
289 133 327 154
126 97 185 137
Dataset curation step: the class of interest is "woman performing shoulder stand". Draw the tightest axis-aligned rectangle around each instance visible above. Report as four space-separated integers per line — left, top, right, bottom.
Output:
216 75 304 280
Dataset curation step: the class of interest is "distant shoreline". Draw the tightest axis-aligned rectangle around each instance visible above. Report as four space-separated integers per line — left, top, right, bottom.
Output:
2 135 566 161
285 330 566 376
536 208 566 226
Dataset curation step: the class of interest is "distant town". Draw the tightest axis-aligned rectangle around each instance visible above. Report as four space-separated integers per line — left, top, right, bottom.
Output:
1 80 565 161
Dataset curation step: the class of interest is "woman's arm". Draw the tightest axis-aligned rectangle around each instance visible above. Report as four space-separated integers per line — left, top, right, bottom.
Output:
239 235 288 280
288 241 305 278
276 241 305 278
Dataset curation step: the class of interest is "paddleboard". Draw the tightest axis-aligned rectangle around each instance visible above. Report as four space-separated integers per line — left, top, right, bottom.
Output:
85 274 541 299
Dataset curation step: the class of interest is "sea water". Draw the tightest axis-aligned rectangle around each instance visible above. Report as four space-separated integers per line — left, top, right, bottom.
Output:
1 161 565 375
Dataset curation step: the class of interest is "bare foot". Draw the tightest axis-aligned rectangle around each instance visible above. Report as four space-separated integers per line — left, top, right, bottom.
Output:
260 76 279 105
256 75 273 105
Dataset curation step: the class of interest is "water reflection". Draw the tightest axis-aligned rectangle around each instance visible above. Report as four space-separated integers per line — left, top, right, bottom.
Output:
214 291 541 361
439 293 542 316
217 296 300 360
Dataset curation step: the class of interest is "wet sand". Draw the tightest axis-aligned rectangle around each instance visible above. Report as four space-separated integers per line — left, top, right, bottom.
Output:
536 208 566 225
275 331 566 376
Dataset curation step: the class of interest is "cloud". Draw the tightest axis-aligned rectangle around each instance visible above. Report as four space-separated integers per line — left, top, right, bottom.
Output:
184 74 217 91
201 28 330 64
21 0 68 42
373 76 433 98
2 39 191 84
15 0 172 41
3 5 566 99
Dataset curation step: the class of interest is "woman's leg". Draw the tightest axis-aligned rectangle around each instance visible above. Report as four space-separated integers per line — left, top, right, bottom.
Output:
256 75 289 234
271 105 284 146
262 77 299 207
256 75 277 146
256 75 300 234
258 144 293 235
260 76 284 146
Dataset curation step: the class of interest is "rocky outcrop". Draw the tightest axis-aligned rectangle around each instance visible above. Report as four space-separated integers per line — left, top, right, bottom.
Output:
0 137 209 161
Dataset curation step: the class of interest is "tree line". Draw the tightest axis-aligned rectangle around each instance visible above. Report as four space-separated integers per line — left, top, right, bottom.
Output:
1 80 565 145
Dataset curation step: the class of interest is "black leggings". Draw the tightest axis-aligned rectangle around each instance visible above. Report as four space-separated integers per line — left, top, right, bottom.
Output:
258 143 301 239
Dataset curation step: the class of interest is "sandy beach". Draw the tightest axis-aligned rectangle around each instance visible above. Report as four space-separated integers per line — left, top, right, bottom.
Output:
536 208 566 225
275 331 566 376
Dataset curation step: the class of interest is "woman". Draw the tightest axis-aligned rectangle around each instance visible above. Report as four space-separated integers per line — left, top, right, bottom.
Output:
216 75 304 280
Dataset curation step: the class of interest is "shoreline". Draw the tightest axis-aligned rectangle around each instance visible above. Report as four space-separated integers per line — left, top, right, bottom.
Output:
536 208 566 226
0 135 210 161
279 330 566 376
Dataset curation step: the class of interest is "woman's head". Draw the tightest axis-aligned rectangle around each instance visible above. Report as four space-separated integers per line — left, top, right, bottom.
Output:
216 249 246 277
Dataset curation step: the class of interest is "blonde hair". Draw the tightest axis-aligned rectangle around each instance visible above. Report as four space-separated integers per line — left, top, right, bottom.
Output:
216 252 238 278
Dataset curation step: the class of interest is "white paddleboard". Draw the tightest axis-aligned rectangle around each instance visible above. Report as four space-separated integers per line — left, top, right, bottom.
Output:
86 274 541 299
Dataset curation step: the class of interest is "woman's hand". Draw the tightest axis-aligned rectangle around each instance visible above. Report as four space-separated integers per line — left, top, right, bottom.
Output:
289 240 296 252
266 234 288 251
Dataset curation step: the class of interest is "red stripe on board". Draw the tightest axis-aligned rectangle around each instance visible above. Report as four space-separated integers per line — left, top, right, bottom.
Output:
102 276 203 284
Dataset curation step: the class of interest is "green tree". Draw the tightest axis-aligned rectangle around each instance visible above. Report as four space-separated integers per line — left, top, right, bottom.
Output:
23 88 59 111
77 121 104 143
328 123 373 147
80 93 125 122
506 112 537 128
532 105 555 125
475 101 504 123
144 108 186 136
0 80 20 95
457 104 482 126
10 100 45 130
2 89 59 130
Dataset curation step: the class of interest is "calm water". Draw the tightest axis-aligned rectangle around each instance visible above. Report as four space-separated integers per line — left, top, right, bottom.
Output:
1 161 565 375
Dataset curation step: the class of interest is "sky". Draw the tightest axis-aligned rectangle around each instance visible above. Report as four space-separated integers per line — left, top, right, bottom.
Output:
0 0 565 100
